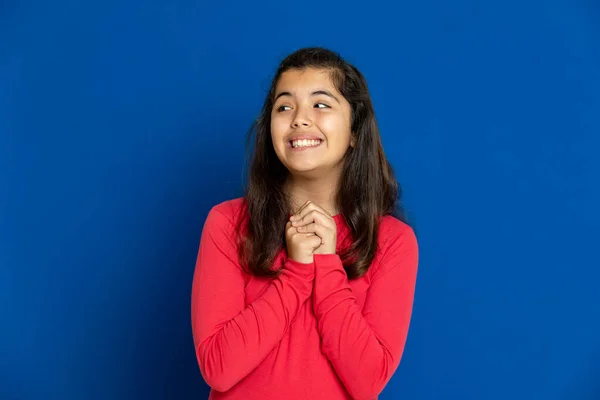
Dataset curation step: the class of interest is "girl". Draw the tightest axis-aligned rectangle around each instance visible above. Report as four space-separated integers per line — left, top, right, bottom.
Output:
191 47 419 400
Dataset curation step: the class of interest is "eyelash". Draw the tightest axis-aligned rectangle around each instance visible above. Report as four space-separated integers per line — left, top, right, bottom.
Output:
276 103 330 112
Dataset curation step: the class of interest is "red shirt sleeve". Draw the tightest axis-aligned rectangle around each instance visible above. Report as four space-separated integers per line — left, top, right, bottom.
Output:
191 207 314 392
312 222 419 400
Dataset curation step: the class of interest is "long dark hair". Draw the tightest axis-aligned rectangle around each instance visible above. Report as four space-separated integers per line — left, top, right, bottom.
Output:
237 47 406 280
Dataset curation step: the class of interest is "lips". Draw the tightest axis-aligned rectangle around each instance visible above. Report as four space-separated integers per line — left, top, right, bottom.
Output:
287 133 324 148
290 138 322 148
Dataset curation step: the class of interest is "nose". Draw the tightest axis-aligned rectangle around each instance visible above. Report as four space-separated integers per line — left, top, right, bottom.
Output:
291 106 312 128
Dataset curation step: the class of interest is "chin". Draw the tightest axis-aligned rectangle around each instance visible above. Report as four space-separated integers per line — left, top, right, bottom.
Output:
287 164 321 176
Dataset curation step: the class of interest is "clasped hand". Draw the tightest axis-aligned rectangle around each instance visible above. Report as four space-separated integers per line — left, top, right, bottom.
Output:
285 201 337 264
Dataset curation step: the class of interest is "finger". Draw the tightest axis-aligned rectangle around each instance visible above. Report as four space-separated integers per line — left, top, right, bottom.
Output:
294 200 311 215
291 200 317 220
296 222 330 238
291 227 315 236
294 209 333 228
286 221 300 238
304 232 323 249
290 201 314 221
290 231 322 248
317 205 332 217
295 209 321 226
298 202 332 220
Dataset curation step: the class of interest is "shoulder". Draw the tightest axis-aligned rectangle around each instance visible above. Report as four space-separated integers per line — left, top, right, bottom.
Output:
378 215 417 248
210 197 246 220
204 197 247 233
368 215 419 277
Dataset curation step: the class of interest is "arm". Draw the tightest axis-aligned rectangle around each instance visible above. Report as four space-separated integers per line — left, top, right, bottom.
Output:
312 225 419 400
191 207 314 392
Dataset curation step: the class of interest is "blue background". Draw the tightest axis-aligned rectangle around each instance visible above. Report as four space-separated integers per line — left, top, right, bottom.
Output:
1 0 599 399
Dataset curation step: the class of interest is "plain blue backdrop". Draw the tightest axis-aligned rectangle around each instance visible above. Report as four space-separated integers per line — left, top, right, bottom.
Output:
1 0 599 399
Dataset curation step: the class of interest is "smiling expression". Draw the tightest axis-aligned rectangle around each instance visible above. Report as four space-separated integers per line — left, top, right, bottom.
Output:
270 68 354 176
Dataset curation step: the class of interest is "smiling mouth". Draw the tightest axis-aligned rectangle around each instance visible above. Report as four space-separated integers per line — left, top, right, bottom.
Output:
290 139 322 148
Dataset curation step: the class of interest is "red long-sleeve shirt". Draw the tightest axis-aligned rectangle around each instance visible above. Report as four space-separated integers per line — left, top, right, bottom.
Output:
191 198 418 400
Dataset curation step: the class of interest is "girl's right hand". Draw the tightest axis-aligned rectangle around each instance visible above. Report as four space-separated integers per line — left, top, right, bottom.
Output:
285 220 322 264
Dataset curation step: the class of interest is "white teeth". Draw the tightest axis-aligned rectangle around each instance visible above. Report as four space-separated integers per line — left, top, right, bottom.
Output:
292 139 321 148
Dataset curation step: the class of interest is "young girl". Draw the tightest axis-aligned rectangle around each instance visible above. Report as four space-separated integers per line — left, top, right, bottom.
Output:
191 47 419 400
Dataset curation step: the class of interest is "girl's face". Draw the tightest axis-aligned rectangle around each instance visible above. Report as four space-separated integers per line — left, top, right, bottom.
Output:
270 68 354 178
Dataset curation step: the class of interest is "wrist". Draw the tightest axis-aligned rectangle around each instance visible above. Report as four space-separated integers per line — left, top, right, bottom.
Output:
284 257 315 281
313 247 336 255
288 254 314 264
286 256 314 269
313 253 342 264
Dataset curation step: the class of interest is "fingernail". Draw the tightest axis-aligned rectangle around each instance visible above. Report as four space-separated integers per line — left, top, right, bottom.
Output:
290 216 296 221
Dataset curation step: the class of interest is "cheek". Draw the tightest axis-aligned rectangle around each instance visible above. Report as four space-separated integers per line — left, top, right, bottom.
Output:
319 114 352 146
270 117 285 142
270 116 290 156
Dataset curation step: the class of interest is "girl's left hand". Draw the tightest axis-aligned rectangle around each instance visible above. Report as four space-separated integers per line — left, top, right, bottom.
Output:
290 201 337 255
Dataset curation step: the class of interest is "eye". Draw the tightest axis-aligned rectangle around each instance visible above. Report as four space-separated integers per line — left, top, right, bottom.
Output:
315 102 330 109
276 105 291 112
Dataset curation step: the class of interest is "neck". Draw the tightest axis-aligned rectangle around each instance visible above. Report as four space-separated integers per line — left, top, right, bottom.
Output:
285 173 340 216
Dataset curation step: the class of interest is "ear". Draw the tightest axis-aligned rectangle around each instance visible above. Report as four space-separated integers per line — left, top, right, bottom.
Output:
350 134 356 148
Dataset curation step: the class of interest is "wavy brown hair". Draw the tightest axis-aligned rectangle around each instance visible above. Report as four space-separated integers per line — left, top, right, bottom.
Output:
236 47 406 280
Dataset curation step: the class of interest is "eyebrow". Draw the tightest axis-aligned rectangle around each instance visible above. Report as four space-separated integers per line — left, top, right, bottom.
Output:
274 89 341 104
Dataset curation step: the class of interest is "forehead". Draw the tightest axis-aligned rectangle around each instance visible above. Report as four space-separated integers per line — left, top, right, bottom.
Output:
275 68 336 93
